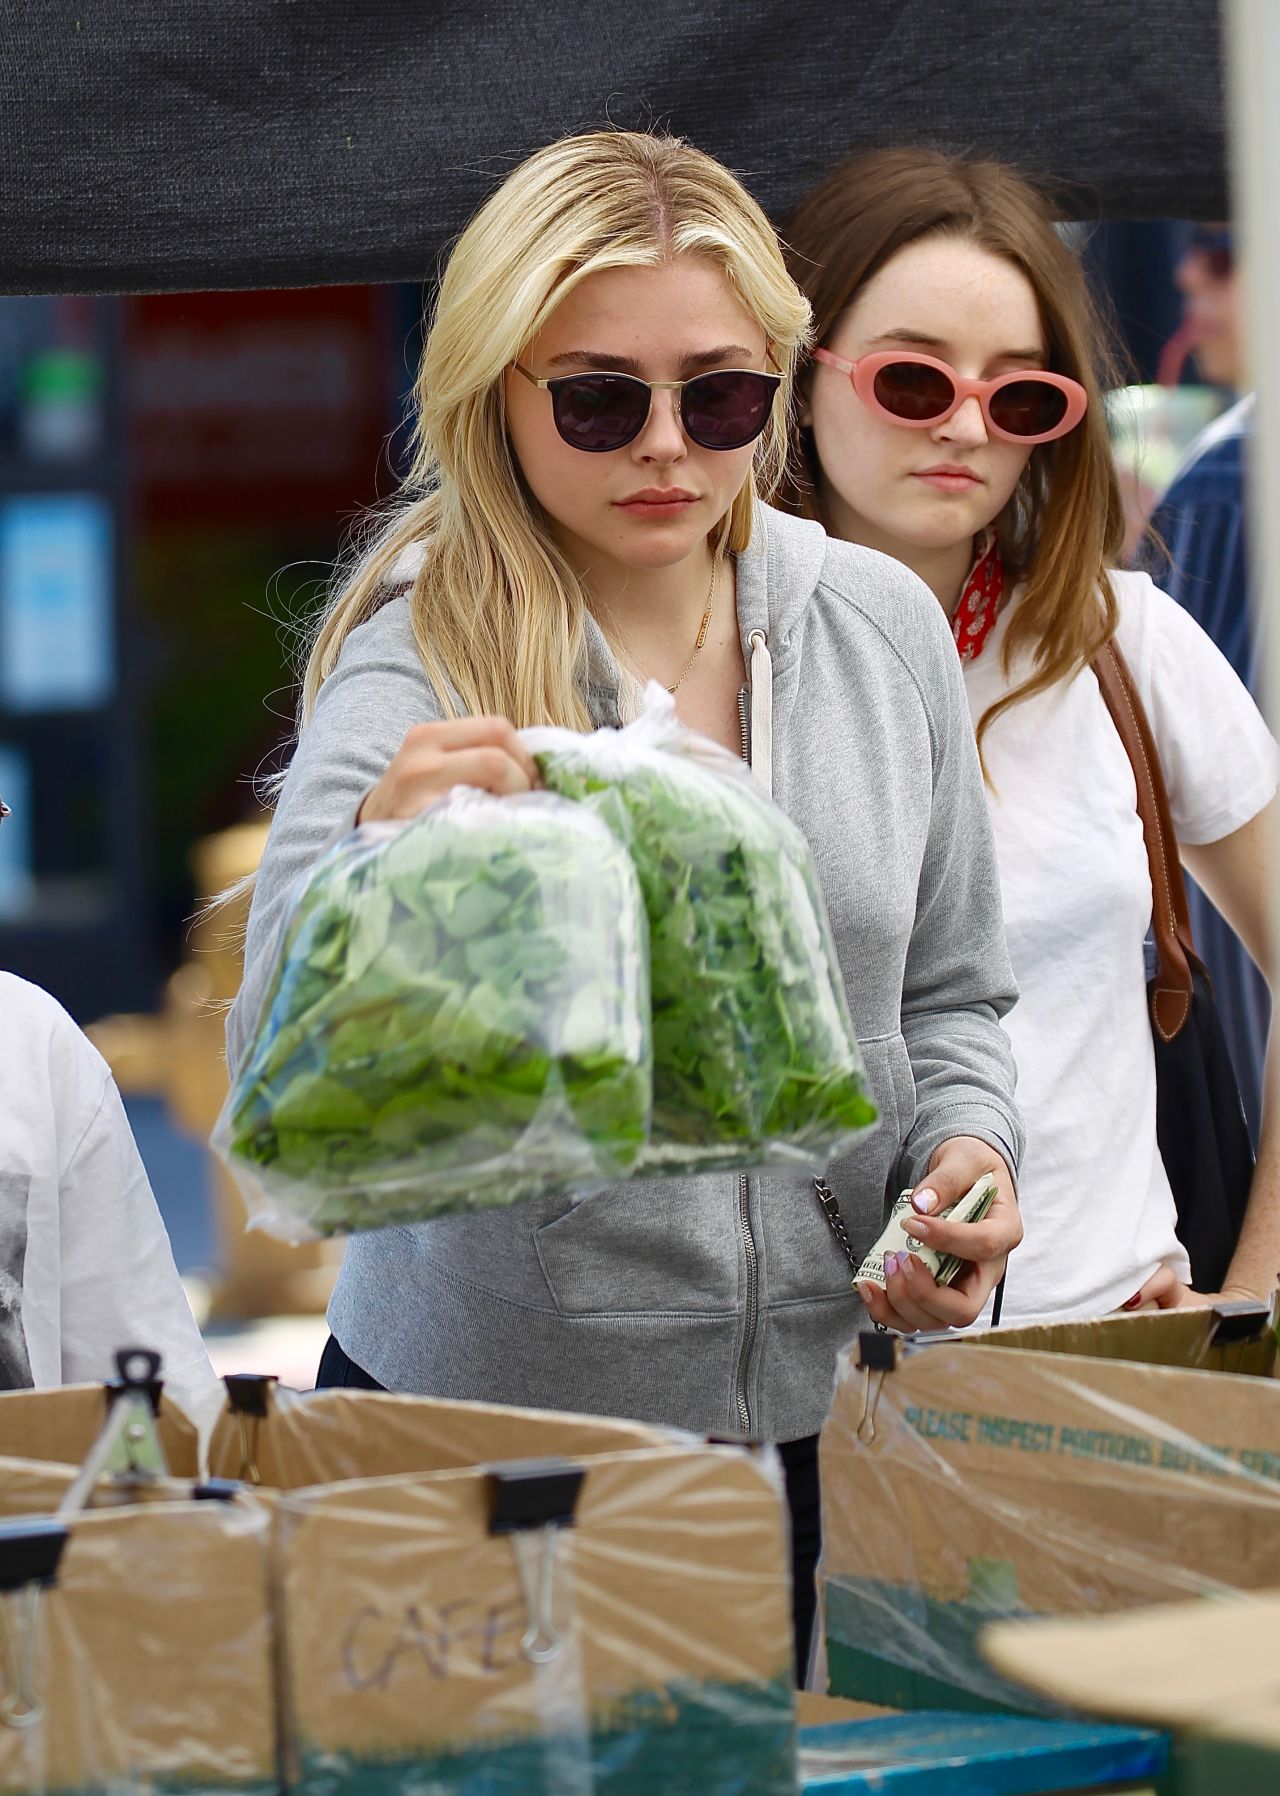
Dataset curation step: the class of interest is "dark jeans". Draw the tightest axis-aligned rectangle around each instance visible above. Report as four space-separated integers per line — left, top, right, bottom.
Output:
777 1430 822 1681
316 1335 822 1682
317 1333 385 1391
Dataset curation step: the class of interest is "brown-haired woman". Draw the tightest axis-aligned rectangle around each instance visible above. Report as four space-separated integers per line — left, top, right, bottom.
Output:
783 148 1280 1327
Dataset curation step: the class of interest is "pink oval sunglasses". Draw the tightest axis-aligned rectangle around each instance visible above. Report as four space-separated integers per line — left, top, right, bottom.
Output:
813 347 1088 445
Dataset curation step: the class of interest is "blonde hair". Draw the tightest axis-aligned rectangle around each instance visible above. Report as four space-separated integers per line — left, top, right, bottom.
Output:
301 130 811 733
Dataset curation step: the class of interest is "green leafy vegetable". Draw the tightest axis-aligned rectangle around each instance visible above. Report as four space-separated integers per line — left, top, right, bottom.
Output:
534 723 877 1173
222 794 652 1237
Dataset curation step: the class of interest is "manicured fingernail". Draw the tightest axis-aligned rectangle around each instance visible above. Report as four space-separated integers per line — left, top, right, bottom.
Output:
912 1189 938 1214
884 1252 900 1278
1122 1292 1143 1310
856 1282 877 1304
901 1251 916 1279
904 1218 930 1240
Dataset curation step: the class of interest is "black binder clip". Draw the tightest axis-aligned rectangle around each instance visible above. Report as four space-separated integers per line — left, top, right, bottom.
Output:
1209 1297 1277 1374
1209 1298 1272 1345
222 1373 277 1418
103 1346 164 1418
222 1374 278 1484
488 1460 585 1664
853 1329 903 1443
191 1478 243 1503
58 1348 170 1517
0 1519 69 1730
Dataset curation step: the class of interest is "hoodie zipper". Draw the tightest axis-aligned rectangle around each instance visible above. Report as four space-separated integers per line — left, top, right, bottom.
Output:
734 682 759 1434
733 1171 758 1433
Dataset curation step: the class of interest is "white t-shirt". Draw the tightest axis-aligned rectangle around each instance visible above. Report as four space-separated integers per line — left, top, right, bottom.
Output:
965 569 1279 1323
1 972 219 1426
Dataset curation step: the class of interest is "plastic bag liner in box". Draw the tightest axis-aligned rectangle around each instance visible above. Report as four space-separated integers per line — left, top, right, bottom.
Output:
816 1304 1280 1718
0 1497 277 1796
528 689 877 1176
216 787 652 1240
272 1442 798 1796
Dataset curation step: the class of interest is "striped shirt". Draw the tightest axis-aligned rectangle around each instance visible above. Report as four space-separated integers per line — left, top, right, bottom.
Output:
1144 395 1269 1145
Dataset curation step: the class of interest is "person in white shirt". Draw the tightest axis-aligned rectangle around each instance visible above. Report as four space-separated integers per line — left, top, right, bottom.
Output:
780 148 1280 1327
1 948 218 1425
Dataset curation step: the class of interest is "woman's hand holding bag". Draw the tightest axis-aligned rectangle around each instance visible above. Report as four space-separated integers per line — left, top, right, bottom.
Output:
358 716 539 822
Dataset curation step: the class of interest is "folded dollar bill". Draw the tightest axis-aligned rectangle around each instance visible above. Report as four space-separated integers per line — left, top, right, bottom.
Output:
855 1172 998 1290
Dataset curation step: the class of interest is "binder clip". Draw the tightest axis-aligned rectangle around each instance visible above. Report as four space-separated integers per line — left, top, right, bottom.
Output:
1208 1297 1277 1375
57 1348 170 1518
222 1373 278 1484
488 1459 585 1664
0 1519 68 1729
853 1329 902 1443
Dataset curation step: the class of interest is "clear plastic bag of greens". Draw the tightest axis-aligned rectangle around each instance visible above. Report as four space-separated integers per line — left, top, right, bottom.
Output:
527 689 876 1176
216 789 652 1240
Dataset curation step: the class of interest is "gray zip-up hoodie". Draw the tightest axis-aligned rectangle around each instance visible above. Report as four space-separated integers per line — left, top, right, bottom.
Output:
227 504 1022 1440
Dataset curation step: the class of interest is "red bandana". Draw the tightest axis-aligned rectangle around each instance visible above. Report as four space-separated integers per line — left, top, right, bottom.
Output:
951 535 1005 664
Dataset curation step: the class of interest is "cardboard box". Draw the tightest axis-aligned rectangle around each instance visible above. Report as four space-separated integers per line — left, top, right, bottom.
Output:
3 1375 797 1792
0 1498 276 1794
983 1589 1280 1796
206 1376 675 1487
817 1303 1280 1715
275 1441 797 1794
0 1381 199 1476
0 1454 204 1516
205 1380 798 1793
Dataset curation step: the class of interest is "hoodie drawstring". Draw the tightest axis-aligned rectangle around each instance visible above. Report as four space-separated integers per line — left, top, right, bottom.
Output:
748 629 773 800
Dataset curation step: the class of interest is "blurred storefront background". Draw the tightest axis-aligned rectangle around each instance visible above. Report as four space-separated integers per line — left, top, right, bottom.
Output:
0 282 416 1013
0 282 421 1378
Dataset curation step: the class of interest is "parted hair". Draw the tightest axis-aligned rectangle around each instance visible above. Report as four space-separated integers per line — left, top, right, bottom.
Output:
299 130 811 734
779 147 1126 765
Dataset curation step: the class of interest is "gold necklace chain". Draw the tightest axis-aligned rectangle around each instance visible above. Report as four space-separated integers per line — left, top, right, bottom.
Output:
666 556 718 695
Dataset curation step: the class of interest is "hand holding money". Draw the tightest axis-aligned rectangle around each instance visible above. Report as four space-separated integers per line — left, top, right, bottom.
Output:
857 1173 998 1290
856 1133 1023 1334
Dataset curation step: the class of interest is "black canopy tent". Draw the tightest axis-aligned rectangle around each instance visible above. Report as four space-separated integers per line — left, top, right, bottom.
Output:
0 0 1225 295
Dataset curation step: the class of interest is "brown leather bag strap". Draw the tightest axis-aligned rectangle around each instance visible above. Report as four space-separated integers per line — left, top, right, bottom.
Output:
1093 640 1196 1043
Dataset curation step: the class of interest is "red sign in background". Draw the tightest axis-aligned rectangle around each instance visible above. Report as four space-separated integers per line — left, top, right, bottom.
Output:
123 286 401 526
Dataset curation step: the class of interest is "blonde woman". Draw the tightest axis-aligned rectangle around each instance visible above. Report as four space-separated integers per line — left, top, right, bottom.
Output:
783 148 1280 1324
226 131 1024 1664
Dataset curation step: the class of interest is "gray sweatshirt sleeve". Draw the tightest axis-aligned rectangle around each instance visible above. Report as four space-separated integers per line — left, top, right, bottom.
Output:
226 599 444 1076
896 615 1024 1190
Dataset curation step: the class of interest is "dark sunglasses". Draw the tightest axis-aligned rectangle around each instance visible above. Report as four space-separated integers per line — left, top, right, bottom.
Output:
513 363 782 453
0 798 8 828
813 348 1088 445
1185 224 1234 280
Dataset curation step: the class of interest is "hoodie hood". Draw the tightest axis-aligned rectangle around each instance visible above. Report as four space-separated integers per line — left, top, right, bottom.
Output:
734 503 831 674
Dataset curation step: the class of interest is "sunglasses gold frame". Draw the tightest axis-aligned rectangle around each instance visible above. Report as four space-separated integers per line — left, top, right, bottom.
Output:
512 362 783 452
